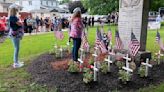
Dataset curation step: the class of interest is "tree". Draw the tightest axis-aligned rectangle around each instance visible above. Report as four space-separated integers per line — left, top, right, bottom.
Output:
68 1 87 13
82 0 119 15
150 0 164 11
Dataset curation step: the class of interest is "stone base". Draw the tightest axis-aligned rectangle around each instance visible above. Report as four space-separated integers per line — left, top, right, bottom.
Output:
135 51 152 67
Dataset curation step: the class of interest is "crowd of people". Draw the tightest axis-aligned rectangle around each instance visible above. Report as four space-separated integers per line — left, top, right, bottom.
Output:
0 13 120 37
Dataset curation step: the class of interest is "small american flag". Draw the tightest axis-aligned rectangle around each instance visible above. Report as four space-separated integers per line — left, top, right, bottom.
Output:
108 28 112 40
160 40 164 51
95 27 107 53
115 30 123 49
81 31 89 49
54 31 64 40
129 32 140 56
156 31 160 44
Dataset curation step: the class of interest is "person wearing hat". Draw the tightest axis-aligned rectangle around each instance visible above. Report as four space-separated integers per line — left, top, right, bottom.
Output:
69 7 84 62
8 4 24 68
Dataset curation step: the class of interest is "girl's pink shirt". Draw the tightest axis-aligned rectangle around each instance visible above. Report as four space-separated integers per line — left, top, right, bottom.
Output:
70 18 84 38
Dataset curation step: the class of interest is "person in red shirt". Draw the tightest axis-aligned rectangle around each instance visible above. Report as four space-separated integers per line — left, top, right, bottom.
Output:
0 18 7 35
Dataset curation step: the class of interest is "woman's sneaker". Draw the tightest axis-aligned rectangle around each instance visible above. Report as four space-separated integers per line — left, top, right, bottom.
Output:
13 63 24 68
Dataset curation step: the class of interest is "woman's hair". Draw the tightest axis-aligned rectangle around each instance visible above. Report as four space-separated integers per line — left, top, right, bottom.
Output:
9 8 18 16
72 11 81 20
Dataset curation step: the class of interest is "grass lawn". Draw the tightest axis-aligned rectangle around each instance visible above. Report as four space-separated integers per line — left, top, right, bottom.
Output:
0 25 164 92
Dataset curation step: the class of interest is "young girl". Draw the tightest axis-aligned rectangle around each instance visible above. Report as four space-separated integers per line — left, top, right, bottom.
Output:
8 4 24 68
70 8 84 62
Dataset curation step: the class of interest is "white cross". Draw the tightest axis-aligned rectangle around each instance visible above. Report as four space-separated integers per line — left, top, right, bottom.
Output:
59 46 63 58
155 50 164 64
92 47 99 62
108 42 113 51
54 44 57 49
54 44 58 57
104 52 114 72
66 42 70 46
141 58 152 77
90 62 99 81
122 54 133 75
78 48 84 72
109 49 115 56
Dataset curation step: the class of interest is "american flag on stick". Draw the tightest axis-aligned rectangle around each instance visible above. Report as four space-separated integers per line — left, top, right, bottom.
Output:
54 31 64 40
129 32 140 56
156 30 160 44
81 31 89 49
108 28 112 41
95 27 107 53
115 30 123 49
156 31 164 51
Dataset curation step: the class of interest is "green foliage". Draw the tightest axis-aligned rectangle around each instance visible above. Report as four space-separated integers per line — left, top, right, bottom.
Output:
49 49 56 55
82 0 119 15
138 65 146 77
68 1 87 13
100 62 108 74
88 58 94 65
150 0 164 11
68 61 79 73
118 70 132 84
138 83 164 92
83 68 93 83
161 22 164 26
116 61 124 69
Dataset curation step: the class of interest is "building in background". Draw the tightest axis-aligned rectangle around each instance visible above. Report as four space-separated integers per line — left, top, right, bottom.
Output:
15 0 59 12
15 0 62 17
0 0 22 13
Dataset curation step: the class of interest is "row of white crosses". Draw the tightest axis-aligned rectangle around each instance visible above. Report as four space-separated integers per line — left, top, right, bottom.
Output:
123 54 153 78
54 42 71 58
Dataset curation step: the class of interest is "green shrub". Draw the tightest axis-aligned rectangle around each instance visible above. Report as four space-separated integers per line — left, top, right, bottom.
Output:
89 58 94 65
161 22 164 26
116 61 124 69
100 62 108 74
68 61 79 73
49 49 56 55
118 70 132 84
83 68 93 83
138 65 146 77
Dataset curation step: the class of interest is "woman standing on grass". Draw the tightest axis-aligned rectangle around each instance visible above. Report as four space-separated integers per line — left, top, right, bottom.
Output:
8 4 24 68
70 7 84 62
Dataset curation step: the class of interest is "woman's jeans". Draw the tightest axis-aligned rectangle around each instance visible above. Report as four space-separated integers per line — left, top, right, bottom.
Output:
11 37 20 64
72 38 81 61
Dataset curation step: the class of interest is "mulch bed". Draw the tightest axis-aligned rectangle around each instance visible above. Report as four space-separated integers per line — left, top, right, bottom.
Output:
27 52 164 92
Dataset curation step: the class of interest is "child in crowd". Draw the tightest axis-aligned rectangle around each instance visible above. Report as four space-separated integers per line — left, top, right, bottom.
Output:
102 33 109 50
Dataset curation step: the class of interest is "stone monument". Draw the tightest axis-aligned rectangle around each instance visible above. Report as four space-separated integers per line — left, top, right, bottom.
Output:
118 0 151 63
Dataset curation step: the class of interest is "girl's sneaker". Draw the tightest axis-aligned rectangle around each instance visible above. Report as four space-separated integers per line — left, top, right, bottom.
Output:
13 63 24 68
18 61 24 64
